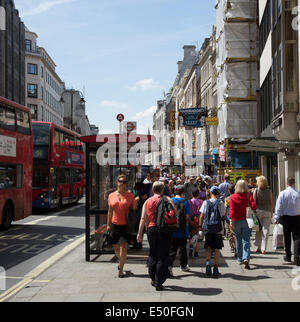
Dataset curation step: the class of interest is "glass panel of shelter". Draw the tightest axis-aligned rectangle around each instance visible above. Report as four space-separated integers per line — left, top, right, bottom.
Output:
88 151 138 256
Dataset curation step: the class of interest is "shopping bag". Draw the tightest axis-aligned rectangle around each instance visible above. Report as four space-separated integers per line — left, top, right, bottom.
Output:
246 218 254 229
272 224 284 250
251 213 260 231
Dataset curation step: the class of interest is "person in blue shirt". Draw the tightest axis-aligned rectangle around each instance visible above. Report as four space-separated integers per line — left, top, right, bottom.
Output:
218 174 231 202
168 185 191 277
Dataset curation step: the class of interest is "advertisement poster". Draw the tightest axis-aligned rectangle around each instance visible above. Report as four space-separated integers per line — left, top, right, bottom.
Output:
178 108 206 127
0 135 16 157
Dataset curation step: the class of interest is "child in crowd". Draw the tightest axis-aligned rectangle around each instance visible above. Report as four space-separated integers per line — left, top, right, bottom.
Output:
199 186 225 278
168 185 191 277
188 189 203 258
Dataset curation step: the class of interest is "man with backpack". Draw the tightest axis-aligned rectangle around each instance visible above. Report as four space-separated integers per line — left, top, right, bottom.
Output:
199 186 225 278
168 185 191 277
137 181 177 291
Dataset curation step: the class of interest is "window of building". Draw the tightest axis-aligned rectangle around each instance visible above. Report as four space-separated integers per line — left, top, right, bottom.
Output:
41 66 44 78
27 63 38 75
272 43 283 117
28 104 38 120
260 70 272 132
27 84 38 98
259 0 271 55
25 39 32 52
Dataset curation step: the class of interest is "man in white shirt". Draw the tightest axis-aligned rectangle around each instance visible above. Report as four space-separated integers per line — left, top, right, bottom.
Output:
275 177 300 265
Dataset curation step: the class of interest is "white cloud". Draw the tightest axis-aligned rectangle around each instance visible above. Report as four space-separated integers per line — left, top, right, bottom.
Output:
129 78 158 91
134 105 156 120
99 128 115 134
99 100 129 109
132 105 156 134
22 0 76 17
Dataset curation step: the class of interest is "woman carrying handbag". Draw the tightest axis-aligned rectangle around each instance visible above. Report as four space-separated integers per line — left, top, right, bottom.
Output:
253 176 274 254
107 174 139 278
229 180 257 269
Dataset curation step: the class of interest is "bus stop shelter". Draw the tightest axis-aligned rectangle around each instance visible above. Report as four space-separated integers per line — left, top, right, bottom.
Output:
80 133 158 261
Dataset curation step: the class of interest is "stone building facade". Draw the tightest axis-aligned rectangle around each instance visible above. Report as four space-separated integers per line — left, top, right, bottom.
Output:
0 0 25 105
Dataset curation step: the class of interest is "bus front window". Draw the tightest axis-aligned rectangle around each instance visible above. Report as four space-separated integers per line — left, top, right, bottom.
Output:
32 123 50 146
33 166 49 189
32 123 50 161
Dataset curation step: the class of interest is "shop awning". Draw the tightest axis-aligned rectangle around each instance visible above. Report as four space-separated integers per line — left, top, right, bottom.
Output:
245 137 300 153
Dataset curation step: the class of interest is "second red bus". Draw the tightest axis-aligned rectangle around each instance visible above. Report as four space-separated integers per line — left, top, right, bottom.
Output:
32 121 84 209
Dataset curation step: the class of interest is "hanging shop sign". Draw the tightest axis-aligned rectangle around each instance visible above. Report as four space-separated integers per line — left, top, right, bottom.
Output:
205 117 219 126
178 107 206 127
170 111 175 131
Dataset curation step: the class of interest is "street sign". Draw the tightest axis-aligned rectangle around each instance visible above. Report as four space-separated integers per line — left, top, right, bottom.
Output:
116 114 125 122
126 122 136 133
122 121 137 133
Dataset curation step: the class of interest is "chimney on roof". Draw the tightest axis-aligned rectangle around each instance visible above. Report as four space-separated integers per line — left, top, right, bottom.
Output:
177 61 183 73
183 45 196 59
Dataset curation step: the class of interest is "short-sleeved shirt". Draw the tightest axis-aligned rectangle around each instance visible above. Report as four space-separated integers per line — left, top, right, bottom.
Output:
200 198 225 218
188 198 203 218
219 181 231 201
145 194 161 228
172 197 190 238
200 198 225 234
108 191 134 225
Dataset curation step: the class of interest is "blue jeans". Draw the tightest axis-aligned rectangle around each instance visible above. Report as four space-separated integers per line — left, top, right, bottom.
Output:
233 219 251 263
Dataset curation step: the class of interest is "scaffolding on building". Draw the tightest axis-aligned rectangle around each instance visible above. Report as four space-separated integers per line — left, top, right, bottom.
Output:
216 0 258 140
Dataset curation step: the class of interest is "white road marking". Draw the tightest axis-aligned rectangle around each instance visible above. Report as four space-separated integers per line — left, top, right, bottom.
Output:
0 234 85 302
23 203 84 226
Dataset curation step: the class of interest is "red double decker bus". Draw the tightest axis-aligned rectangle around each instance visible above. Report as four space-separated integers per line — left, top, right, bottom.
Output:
0 96 33 229
32 121 84 209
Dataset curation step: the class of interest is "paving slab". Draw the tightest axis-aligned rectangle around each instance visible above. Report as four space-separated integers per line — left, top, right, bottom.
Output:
5 229 300 302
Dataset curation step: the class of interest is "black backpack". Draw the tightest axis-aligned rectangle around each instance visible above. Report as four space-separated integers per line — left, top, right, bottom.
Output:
154 196 177 233
175 199 187 229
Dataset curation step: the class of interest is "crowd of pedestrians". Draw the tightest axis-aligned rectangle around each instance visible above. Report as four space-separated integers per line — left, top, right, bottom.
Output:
107 170 300 291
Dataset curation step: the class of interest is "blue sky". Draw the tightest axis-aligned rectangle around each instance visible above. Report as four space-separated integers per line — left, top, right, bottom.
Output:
14 0 216 134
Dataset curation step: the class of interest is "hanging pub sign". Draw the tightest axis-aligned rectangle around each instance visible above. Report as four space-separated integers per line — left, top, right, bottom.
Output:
178 107 206 127
205 116 219 126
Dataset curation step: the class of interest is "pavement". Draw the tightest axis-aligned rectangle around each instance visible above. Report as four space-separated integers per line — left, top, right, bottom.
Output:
5 225 300 302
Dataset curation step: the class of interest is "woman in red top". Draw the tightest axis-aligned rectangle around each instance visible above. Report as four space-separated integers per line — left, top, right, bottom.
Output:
107 174 138 278
229 180 257 269
137 181 176 291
